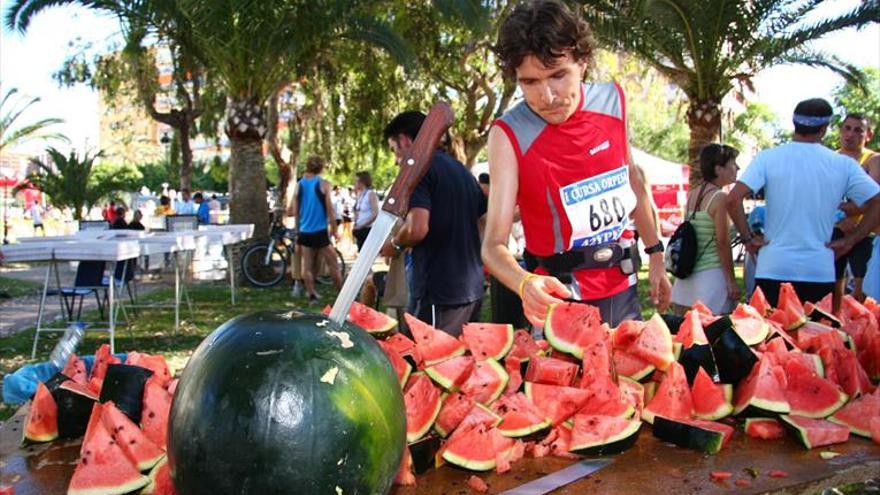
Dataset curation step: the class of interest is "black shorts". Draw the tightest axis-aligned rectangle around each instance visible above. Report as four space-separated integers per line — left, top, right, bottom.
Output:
409 298 482 338
353 227 371 251
832 229 875 279
297 230 330 249
755 278 834 306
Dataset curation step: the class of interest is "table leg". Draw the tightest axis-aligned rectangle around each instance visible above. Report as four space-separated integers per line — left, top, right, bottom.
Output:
30 262 53 359
109 263 115 355
227 244 236 305
175 253 181 334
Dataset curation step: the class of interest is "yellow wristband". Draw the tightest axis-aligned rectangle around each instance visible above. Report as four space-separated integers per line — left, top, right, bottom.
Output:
517 273 539 300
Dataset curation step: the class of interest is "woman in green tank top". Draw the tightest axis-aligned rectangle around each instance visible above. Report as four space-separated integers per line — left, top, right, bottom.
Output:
671 144 741 314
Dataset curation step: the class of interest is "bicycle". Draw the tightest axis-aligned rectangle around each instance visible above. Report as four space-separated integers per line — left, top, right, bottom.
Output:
240 219 346 288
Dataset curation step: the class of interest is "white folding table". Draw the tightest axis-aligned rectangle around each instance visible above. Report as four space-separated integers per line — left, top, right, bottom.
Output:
2 239 140 357
198 224 254 304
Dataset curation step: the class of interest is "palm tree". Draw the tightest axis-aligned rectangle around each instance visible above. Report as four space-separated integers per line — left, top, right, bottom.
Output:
8 0 412 237
577 0 880 180
21 147 129 220
0 86 68 153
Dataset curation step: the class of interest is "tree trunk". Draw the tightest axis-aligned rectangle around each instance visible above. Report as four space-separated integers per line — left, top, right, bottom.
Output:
226 98 270 238
686 98 722 187
179 119 194 191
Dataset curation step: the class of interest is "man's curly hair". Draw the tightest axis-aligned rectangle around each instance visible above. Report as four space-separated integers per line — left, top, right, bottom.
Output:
495 0 595 80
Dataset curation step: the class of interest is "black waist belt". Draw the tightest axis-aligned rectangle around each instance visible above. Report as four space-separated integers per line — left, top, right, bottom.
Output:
523 244 631 275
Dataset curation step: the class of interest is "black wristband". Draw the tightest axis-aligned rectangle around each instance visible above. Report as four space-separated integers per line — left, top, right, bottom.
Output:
645 241 664 254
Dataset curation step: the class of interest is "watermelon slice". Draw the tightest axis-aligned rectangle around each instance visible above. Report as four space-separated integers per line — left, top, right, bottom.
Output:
578 375 634 418
525 356 579 387
142 378 172 450
819 346 873 398
101 401 165 471
779 415 850 449
461 323 514 361
384 332 416 359
652 416 733 454
678 344 718 385
705 317 759 386
458 403 503 431
744 417 785 440
782 360 847 418
618 376 645 414
691 367 733 420
629 314 675 371
774 283 808 330
434 392 476 437
871 417 880 445
460 359 508 405
404 373 442 442
90 344 121 381
493 393 551 437
68 420 150 495
142 456 176 495
56 379 99 439
805 302 842 328
23 381 58 443
507 329 546 362
393 448 416 486
569 414 641 455
579 340 613 385
642 362 693 424
750 286 772 316
503 356 524 395
612 349 655 381
612 320 645 350
442 424 514 472
828 390 880 437
544 302 605 358
525 382 591 426
62 353 88 385
733 355 790 415
673 310 708 348
126 352 173 389
347 301 398 335
730 304 770 345
81 403 104 455
405 313 466 366
377 340 413 388
425 355 475 391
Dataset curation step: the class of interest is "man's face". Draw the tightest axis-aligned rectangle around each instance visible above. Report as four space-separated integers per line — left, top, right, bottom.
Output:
388 135 414 166
840 117 872 152
183 191 191 201
515 53 586 125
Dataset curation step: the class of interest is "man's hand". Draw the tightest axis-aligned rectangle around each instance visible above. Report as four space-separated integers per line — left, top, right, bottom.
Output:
647 254 671 312
838 201 859 216
827 237 854 260
520 275 571 327
726 279 742 303
380 240 400 258
745 235 769 256
836 217 858 234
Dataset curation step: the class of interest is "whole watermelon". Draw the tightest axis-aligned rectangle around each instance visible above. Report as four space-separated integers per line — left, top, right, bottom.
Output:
168 311 406 494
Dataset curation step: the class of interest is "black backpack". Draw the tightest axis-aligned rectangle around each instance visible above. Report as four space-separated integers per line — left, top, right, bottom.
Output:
665 184 711 279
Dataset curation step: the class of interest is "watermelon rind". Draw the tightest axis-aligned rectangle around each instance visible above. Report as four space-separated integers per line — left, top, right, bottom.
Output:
141 455 169 494
731 316 770 346
652 416 726 455
568 416 641 456
407 399 442 443
497 415 551 438
807 305 841 328
779 415 850 449
441 426 501 471
787 382 848 419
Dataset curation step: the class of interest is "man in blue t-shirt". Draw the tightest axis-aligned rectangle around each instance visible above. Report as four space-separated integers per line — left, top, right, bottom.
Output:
381 111 488 337
727 98 880 306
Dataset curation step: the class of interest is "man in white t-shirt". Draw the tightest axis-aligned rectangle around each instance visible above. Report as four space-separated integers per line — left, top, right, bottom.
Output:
727 98 880 306
29 203 44 235
174 189 195 215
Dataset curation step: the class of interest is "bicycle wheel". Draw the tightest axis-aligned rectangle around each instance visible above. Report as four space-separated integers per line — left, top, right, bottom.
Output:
241 243 288 287
316 248 347 285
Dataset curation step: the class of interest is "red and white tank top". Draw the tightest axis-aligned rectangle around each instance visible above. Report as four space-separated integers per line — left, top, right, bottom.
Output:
493 82 637 300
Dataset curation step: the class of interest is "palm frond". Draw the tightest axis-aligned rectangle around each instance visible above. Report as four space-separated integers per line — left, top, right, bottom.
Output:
340 16 417 72
432 0 492 36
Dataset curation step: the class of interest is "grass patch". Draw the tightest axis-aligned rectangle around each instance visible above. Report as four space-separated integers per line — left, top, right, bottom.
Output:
0 274 42 299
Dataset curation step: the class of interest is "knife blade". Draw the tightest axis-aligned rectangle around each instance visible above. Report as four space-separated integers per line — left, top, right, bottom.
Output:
498 458 612 495
329 102 454 325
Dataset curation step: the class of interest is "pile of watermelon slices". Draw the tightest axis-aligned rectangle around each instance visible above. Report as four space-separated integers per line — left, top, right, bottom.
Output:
356 285 880 487
20 345 178 495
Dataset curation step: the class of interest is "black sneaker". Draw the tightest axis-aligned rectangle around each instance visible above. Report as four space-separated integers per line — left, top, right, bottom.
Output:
308 293 320 304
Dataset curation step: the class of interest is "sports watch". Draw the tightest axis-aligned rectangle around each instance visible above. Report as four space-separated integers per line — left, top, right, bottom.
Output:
644 241 665 255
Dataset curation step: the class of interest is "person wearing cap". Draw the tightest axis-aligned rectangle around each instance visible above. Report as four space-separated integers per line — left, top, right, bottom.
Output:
727 98 880 307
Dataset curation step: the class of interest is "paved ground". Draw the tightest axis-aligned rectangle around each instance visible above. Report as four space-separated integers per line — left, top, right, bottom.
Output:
0 262 170 338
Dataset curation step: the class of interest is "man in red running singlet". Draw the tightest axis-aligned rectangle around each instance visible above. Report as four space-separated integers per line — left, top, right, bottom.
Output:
482 0 671 327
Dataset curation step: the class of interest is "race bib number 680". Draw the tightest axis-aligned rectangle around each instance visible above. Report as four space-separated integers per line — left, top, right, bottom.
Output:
559 166 637 248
